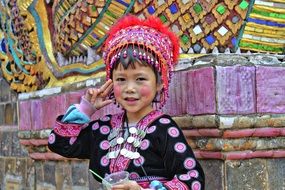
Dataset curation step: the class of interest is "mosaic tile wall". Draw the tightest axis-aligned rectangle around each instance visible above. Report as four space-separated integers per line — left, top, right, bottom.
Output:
240 0 285 53
0 0 284 92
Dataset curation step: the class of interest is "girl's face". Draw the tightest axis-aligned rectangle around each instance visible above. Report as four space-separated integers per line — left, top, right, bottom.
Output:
112 62 162 123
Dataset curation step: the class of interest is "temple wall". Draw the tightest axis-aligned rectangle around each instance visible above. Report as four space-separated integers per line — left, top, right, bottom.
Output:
1 54 285 190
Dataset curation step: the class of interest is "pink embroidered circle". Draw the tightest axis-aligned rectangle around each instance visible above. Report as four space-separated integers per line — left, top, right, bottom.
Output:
100 156 109 167
188 170 199 178
129 172 140 180
100 116 110 122
92 122 100 130
69 137 77 145
48 133 55 144
140 139 150 150
191 181 201 190
100 140 110 150
184 157 196 170
174 142 186 153
159 118 171 124
133 156 145 167
168 127 180 138
179 174 191 181
100 125 110 135
146 125 156 134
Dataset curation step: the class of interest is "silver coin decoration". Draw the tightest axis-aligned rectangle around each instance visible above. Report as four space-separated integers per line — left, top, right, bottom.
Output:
129 127 137 134
120 148 127 156
117 137 124 144
133 152 140 159
127 136 135 143
104 115 154 161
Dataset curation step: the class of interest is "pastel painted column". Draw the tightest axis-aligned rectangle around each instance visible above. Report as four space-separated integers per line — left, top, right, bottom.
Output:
163 71 188 116
30 100 44 130
19 101 32 130
186 67 216 115
256 66 285 114
216 66 256 114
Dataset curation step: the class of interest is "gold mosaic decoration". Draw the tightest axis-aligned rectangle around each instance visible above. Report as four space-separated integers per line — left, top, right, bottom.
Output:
135 0 251 52
0 0 284 92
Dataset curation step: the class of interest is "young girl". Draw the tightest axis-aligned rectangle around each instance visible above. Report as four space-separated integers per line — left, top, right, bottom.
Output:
48 15 205 190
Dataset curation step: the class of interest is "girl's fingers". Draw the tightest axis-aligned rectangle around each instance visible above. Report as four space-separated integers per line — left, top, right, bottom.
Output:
85 80 113 107
99 79 113 94
85 88 96 102
90 89 99 104
101 82 113 98
111 184 126 190
111 181 141 190
100 99 114 107
98 80 113 98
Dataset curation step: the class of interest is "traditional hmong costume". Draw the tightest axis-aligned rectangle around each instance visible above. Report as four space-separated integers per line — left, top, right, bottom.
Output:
48 15 205 190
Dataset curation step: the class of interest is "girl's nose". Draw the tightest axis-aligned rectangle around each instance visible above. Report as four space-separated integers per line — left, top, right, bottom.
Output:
125 81 136 93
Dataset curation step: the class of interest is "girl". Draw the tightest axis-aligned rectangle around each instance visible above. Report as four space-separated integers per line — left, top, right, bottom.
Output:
48 15 205 190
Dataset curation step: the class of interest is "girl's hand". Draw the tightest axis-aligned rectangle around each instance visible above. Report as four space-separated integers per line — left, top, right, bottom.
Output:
85 79 114 110
111 180 143 190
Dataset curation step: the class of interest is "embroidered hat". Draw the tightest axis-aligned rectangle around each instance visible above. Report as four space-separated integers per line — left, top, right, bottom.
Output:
103 15 179 107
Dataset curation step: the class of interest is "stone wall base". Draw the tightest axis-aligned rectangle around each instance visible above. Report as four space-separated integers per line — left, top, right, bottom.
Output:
1 156 284 190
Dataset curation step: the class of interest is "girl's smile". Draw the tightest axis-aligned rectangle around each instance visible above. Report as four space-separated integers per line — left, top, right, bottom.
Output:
112 62 162 123
124 97 139 105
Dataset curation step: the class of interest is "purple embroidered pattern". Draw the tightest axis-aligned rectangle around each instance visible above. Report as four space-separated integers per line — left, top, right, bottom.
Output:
184 157 196 170
174 142 186 153
146 125 157 134
159 118 171 124
69 137 77 145
48 133 55 144
168 127 180 138
188 170 199 178
133 156 145 167
100 140 110 150
137 177 169 189
140 139 150 150
179 170 200 182
140 111 163 129
100 125 110 135
54 121 82 137
100 155 109 167
191 181 202 190
110 113 124 130
129 172 140 180
112 156 130 172
92 122 100 130
179 174 191 181
164 177 189 190
100 116 110 122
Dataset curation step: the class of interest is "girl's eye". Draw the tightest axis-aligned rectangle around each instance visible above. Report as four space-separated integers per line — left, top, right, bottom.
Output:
137 77 147 81
116 78 125 82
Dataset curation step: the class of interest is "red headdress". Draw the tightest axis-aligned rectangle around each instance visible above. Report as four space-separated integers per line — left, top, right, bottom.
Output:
103 15 180 107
